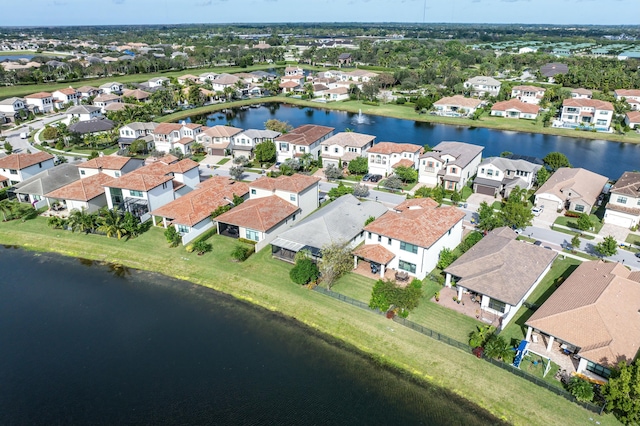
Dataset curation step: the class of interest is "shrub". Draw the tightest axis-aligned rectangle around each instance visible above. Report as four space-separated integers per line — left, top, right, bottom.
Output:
192 240 212 255
567 377 594 402
352 183 370 198
238 237 258 245
289 258 319 285
231 244 253 262
437 247 456 269
41 126 58 140
395 97 406 105
164 226 182 247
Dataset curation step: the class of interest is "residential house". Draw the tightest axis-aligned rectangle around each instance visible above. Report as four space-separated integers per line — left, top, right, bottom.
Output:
119 122 158 140
615 89 640 110
210 73 244 93
319 132 376 169
68 119 115 136
367 142 422 177
103 157 200 221
78 156 144 179
322 87 349 101
195 125 243 156
534 167 608 213
45 172 112 213
540 63 569 81
93 94 122 113
279 80 302 94
52 87 79 108
473 156 542 197
559 98 614 130
570 88 593 99
271 194 387 263
230 129 281 158
525 260 640 379
147 77 169 88
122 88 151 102
604 171 640 228
66 105 103 122
0 152 55 186
198 72 218 82
151 176 249 245
626 111 640 129
444 227 556 330
177 74 200 85
463 76 501 97
510 85 545 104
153 122 203 155
24 92 54 114
98 82 124 95
76 85 101 100
12 163 80 208
433 95 482 117
0 97 27 120
337 53 352 66
274 124 335 162
418 141 483 190
354 198 465 280
490 99 539 120
284 66 304 76
248 173 320 219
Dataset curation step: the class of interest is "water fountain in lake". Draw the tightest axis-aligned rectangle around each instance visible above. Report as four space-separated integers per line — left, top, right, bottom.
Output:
352 109 371 125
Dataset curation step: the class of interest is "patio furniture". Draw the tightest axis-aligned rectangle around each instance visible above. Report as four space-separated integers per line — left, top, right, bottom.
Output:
395 271 409 282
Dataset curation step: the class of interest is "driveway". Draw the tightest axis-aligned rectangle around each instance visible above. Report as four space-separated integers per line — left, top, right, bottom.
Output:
600 223 630 242
466 193 500 210
533 205 560 228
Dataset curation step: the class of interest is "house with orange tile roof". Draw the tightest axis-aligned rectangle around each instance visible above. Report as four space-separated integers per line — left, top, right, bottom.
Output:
249 173 320 219
614 89 640 110
93 93 122 113
625 110 640 129
490 99 539 120
151 176 249 245
46 172 112 213
0 152 55 185
433 95 482 117
444 227 556 330
354 197 465 280
195 125 243 156
418 141 483 190
78 156 144 179
52 87 80 108
24 92 54 114
559 98 614 130
510 85 546 105
274 124 335 163
153 121 203 155
570 88 592 100
367 141 422 177
319 132 376 169
525 260 640 379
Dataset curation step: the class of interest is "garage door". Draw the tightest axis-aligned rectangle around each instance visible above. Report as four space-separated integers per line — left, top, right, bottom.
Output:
605 213 632 228
475 184 496 196
209 148 225 156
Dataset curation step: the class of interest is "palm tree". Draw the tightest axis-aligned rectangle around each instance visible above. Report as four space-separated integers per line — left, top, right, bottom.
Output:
299 152 314 172
0 199 14 221
97 207 127 239
67 208 97 234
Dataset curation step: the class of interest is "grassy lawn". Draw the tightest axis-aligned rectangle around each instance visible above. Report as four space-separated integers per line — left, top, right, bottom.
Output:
551 224 596 240
461 186 473 200
520 353 562 389
217 157 231 165
0 217 618 426
625 233 640 246
554 214 603 234
500 258 581 345
492 201 502 210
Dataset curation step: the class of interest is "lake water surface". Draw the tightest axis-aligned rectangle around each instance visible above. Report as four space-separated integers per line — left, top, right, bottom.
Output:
191 103 640 179
0 246 505 425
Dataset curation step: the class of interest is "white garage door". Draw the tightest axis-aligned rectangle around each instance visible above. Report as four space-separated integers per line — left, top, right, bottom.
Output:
605 213 632 229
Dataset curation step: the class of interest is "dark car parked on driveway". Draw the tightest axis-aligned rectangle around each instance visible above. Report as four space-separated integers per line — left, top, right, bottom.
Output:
370 174 382 183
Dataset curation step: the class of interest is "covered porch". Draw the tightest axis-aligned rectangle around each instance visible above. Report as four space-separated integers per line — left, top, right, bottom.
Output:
217 221 240 239
436 286 501 328
352 244 395 280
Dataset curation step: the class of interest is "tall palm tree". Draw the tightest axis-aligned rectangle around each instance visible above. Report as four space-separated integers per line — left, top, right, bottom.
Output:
299 152 314 172
97 207 127 239
67 208 96 234
0 199 14 222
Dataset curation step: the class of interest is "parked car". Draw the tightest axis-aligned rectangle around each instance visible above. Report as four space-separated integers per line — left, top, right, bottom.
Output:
370 174 382 183
532 206 543 216
362 174 372 182
635 252 640 259
533 240 542 246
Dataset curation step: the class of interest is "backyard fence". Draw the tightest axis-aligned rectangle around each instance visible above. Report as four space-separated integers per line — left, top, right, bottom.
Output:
312 285 605 415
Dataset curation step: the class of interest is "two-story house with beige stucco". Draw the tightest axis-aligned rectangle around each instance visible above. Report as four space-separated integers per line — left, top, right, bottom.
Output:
418 141 483 190
604 171 640 229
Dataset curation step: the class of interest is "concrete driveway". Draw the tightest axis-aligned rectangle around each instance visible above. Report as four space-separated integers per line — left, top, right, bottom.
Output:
600 223 630 242
533 205 561 227
466 193 500 210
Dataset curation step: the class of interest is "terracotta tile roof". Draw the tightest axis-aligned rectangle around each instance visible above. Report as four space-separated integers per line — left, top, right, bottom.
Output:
94 94 121 103
368 142 422 155
275 125 335 147
151 176 249 227
434 95 482 108
122 88 150 100
626 111 640 124
512 85 545 93
175 137 194 145
0 175 8 183
364 198 465 249
571 88 592 96
79 156 136 171
535 167 608 209
392 158 415 168
279 81 301 88
215 195 299 232
77 85 99 93
46 172 111 201
526 261 640 368
352 244 396 265
610 171 640 197
55 87 78 96
167 158 199 173
492 99 539 114
249 173 320 194
444 227 557 306
154 123 183 135
200 125 243 138
25 92 52 99
562 98 614 111
615 89 640 98
104 173 173 192
0 152 54 170
132 158 198 176
154 154 179 164
104 103 131 112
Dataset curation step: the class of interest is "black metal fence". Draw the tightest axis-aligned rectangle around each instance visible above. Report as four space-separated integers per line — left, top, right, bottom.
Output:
312 285 605 415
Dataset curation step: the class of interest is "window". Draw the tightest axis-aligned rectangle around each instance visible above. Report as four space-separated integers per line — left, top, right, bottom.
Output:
80 170 85 175
114 172 120 178
299 147 306 153
487 169 493 176
480 168 485 174
251 189 256 195
378 235 382 242
398 260 416 274
9 169 17 175
290 194 296 202
400 241 418 254
246 229 260 241
334 147 339 153
450 167 457 174
387 238 392 245
617 196 628 204
495 171 499 176
176 224 189 234
324 146 328 152
130 190 143 197
574 204 585 212
586 361 611 378
488 298 506 313
38 162 42 168
368 232 372 239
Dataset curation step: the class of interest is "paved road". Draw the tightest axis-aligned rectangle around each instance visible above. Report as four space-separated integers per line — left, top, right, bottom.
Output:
3 113 65 154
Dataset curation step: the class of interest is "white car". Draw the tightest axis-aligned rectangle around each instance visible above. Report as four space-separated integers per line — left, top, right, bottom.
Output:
532 206 543 216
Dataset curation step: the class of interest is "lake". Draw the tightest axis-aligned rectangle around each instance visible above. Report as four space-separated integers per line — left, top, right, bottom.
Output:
191 103 639 179
0 246 504 425
0 54 35 61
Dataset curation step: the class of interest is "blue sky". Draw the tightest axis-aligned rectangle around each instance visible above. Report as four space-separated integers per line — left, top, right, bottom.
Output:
1 0 639 26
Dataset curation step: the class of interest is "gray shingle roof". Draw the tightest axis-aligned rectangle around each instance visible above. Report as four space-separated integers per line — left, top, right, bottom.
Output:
425 141 484 168
69 119 115 134
479 156 542 174
13 163 81 196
